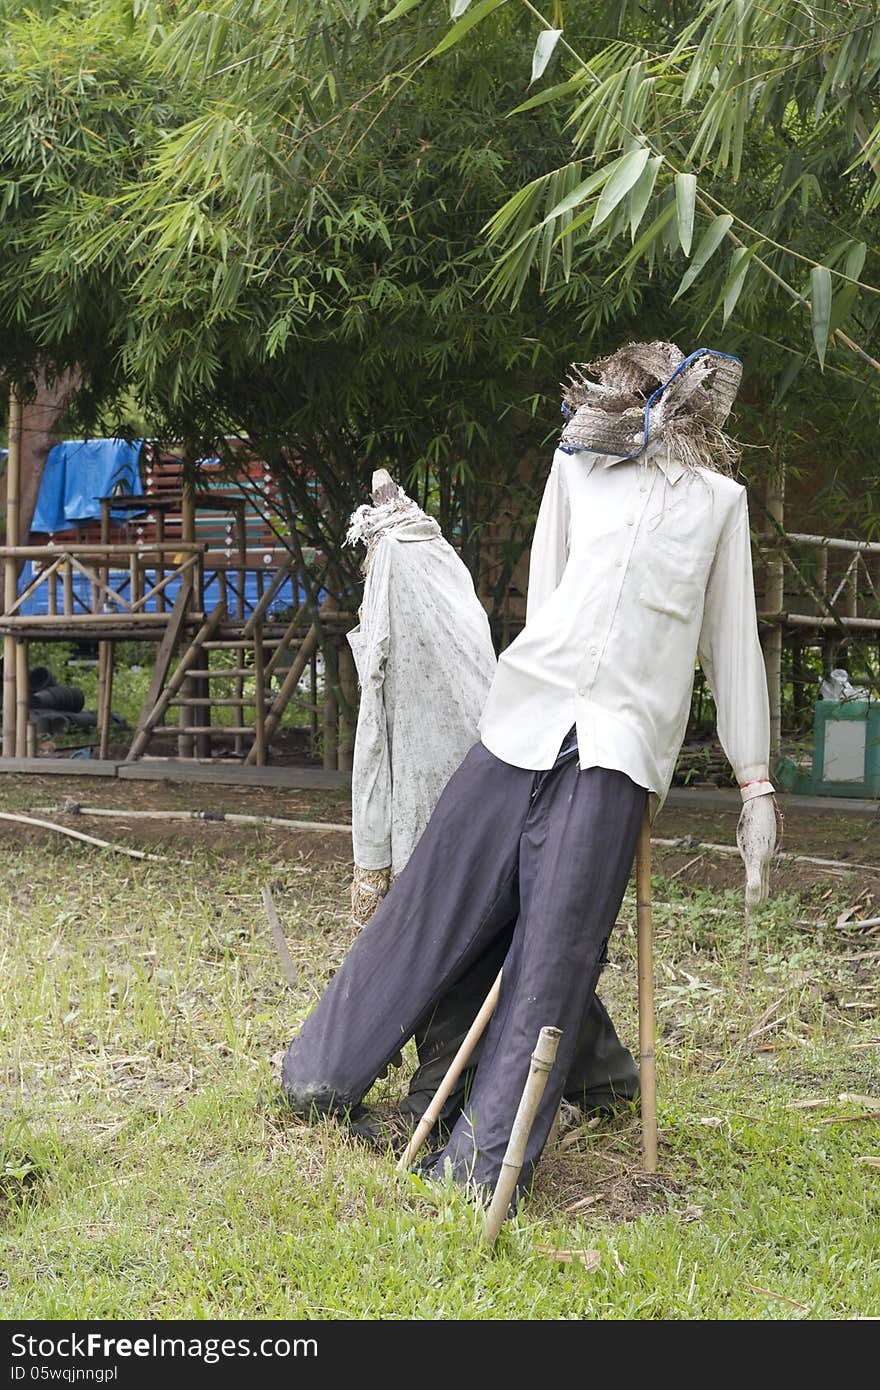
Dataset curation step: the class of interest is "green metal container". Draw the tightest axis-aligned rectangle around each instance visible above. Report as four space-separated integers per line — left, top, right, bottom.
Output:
810 699 880 797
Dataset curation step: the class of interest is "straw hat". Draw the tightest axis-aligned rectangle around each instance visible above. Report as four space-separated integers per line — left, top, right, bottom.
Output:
560 341 743 473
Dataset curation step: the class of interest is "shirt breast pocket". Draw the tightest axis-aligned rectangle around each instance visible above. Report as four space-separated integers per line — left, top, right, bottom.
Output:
638 536 712 624
639 568 702 623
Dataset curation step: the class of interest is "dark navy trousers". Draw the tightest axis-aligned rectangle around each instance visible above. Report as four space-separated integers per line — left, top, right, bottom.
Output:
282 739 646 1195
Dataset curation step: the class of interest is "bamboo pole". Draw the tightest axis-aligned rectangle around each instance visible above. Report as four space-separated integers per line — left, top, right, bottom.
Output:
14 639 28 758
397 970 502 1173
0 543 204 557
155 510 165 613
63 558 73 616
323 649 338 772
253 617 266 767
98 641 114 760
636 808 658 1174
484 1025 562 1247
3 384 22 755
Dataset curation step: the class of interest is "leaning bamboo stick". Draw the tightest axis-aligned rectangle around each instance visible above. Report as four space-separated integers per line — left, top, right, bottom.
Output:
484 1025 562 1247
636 809 658 1174
396 969 503 1173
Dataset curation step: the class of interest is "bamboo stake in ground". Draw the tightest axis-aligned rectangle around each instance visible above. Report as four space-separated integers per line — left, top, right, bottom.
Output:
636 807 658 1174
484 1025 562 1248
396 968 502 1173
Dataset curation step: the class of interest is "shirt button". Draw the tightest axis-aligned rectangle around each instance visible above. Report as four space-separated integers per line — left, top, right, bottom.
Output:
577 686 586 697
615 558 623 567
626 517 634 526
589 647 597 657
640 484 647 494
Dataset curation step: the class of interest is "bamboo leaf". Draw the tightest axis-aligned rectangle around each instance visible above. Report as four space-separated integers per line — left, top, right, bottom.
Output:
609 200 676 280
450 0 473 17
541 163 614 224
530 29 562 84
431 0 509 56
672 213 733 301
674 172 697 256
591 147 650 230
810 265 832 369
844 240 867 283
628 154 662 239
509 76 582 116
721 244 756 324
380 0 425 21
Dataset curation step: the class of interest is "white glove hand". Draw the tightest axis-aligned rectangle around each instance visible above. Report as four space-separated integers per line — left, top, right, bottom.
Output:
736 794 778 908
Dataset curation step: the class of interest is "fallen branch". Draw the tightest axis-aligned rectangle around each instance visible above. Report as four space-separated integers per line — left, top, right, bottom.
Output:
0 810 164 861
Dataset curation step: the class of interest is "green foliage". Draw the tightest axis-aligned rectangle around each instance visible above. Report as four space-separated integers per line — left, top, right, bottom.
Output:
377 0 880 382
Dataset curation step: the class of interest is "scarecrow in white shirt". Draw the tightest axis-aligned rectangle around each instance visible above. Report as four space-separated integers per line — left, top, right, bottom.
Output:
282 341 776 1202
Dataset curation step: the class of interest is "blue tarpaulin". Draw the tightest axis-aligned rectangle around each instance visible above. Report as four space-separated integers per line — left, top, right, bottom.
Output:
31 439 144 533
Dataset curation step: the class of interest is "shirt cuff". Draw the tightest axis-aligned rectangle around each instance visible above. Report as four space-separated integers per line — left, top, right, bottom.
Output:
351 837 392 870
739 779 775 803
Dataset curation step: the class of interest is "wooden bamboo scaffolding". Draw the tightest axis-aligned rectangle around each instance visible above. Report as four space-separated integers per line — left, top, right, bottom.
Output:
128 596 224 760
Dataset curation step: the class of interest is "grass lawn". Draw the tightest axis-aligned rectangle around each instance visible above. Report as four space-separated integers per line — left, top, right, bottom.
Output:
0 796 878 1320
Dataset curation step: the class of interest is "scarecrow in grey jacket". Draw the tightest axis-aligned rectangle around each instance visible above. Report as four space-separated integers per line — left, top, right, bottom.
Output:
282 342 777 1202
343 470 645 1138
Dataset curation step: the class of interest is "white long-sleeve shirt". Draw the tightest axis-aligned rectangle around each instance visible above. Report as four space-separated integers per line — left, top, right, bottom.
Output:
479 447 772 807
348 514 497 875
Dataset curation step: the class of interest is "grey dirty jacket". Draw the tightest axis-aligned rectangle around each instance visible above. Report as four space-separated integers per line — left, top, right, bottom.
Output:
348 513 497 876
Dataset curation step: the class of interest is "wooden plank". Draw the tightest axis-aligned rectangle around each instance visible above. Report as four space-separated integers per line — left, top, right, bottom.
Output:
0 758 120 776
127 579 193 757
118 761 351 790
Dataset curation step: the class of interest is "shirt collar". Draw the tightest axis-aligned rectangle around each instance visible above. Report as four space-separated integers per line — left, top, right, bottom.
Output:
577 447 686 486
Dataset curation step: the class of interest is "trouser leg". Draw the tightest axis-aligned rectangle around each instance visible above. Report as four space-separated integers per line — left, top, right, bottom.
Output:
401 952 637 1132
564 995 640 1110
281 741 529 1116
426 763 645 1196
